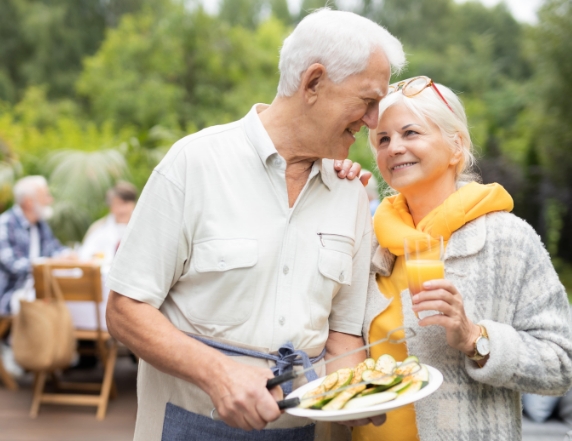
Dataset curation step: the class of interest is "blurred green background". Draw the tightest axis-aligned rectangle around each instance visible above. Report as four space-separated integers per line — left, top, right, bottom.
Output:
1 0 571 296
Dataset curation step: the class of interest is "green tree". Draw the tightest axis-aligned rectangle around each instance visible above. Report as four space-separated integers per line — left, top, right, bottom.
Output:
219 0 263 28
0 0 147 102
77 4 287 130
529 0 572 261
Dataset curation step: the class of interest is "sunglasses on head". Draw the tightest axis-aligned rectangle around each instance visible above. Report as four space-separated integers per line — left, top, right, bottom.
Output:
388 76 454 113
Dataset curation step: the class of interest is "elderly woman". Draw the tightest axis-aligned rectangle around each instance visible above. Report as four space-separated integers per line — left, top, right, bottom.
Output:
353 76 572 441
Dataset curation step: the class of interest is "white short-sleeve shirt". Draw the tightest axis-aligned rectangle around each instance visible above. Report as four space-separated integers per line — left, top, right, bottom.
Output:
107 104 372 353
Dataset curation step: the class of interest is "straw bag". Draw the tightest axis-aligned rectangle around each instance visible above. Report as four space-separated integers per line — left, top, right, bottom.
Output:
12 266 76 372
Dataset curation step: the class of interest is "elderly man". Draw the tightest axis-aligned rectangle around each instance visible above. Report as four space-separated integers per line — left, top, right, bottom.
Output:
106 8 405 441
0 176 66 315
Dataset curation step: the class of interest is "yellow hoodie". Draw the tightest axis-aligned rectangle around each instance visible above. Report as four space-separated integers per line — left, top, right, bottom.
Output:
353 182 513 441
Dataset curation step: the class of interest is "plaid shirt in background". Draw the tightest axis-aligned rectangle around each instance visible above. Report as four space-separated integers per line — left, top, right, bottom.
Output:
0 205 64 314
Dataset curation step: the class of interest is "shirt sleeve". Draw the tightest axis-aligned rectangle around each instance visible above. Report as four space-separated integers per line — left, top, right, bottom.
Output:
0 218 30 277
328 205 372 336
107 170 188 309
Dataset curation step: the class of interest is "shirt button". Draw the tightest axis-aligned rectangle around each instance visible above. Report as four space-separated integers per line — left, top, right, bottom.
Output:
218 260 226 270
278 316 285 326
283 265 289 275
339 272 345 282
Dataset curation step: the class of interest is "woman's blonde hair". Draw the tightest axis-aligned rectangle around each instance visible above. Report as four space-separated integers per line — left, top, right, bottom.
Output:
369 81 478 184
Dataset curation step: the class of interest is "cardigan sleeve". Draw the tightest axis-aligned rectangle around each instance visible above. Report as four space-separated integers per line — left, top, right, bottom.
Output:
465 217 572 395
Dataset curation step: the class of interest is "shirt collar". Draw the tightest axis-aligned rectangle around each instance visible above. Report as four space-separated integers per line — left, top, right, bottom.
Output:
242 104 333 191
242 104 279 165
12 204 32 229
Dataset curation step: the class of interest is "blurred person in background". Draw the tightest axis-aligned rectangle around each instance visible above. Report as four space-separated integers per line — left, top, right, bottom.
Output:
80 181 138 264
354 77 572 440
0 175 70 376
0 175 68 315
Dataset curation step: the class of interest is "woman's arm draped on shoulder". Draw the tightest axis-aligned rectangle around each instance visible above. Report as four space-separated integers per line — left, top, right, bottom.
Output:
465 217 572 395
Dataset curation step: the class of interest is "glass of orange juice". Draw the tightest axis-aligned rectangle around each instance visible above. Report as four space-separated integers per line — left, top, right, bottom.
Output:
404 235 444 319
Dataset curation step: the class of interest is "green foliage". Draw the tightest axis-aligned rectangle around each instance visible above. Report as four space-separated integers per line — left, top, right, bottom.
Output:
46 149 128 243
77 5 287 130
219 0 264 28
0 0 569 257
0 0 149 102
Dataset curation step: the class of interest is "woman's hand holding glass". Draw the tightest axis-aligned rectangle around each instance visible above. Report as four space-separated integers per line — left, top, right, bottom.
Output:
411 279 481 356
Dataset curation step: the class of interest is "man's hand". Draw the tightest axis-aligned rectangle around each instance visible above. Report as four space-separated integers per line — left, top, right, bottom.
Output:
334 160 371 187
106 291 282 431
207 359 282 430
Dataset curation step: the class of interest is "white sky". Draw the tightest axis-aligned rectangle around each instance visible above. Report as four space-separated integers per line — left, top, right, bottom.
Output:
201 0 544 25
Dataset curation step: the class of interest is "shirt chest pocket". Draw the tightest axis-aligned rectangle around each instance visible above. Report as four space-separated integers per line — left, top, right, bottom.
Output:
318 248 352 285
194 238 257 273
186 238 258 325
309 233 354 330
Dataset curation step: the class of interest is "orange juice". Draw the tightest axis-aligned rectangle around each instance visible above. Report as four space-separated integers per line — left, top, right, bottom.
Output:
405 259 445 294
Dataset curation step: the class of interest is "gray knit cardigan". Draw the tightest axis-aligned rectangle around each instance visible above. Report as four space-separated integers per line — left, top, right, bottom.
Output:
363 211 572 441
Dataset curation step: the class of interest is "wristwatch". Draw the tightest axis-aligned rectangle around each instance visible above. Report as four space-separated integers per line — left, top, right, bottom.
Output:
468 325 490 361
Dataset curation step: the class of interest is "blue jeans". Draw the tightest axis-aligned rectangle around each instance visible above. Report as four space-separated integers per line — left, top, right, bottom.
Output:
161 403 315 441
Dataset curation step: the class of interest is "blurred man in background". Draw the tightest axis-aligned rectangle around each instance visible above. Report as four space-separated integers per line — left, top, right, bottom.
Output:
80 181 138 264
0 175 69 377
0 175 67 315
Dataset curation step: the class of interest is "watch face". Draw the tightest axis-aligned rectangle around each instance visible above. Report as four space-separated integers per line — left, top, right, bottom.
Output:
476 337 490 356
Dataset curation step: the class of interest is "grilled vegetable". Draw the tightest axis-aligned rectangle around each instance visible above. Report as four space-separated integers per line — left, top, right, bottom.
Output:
361 370 401 388
351 362 369 385
386 379 414 395
298 385 329 409
375 354 397 375
321 372 339 391
322 384 366 411
395 360 419 377
296 354 430 411
398 380 424 396
364 358 376 370
332 368 354 389
343 391 398 410
409 364 429 384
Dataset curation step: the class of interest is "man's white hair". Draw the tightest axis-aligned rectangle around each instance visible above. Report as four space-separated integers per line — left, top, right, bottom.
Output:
13 176 48 205
277 8 406 97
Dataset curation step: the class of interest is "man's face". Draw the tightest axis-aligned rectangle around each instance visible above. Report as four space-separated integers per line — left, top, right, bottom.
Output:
33 185 54 221
311 51 391 160
110 196 136 224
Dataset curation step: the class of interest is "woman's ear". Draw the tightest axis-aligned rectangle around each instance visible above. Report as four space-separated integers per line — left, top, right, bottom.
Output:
449 133 463 166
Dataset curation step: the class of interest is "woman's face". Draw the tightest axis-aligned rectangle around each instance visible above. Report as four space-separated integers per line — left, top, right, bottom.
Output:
372 102 461 196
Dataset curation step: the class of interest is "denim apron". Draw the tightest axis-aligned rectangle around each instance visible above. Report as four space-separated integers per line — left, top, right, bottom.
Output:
160 335 326 441
162 403 316 441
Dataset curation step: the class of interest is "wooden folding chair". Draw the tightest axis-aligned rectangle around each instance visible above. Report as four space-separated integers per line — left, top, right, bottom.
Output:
0 315 18 390
31 261 118 420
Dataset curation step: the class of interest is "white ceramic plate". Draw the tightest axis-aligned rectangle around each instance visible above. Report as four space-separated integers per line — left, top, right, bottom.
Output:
285 364 443 422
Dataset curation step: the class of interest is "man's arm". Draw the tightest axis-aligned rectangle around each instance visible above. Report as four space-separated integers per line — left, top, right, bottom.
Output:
325 330 366 373
106 291 282 431
0 219 30 276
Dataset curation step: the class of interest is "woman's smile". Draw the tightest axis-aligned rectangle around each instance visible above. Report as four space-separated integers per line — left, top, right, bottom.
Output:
391 161 418 171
